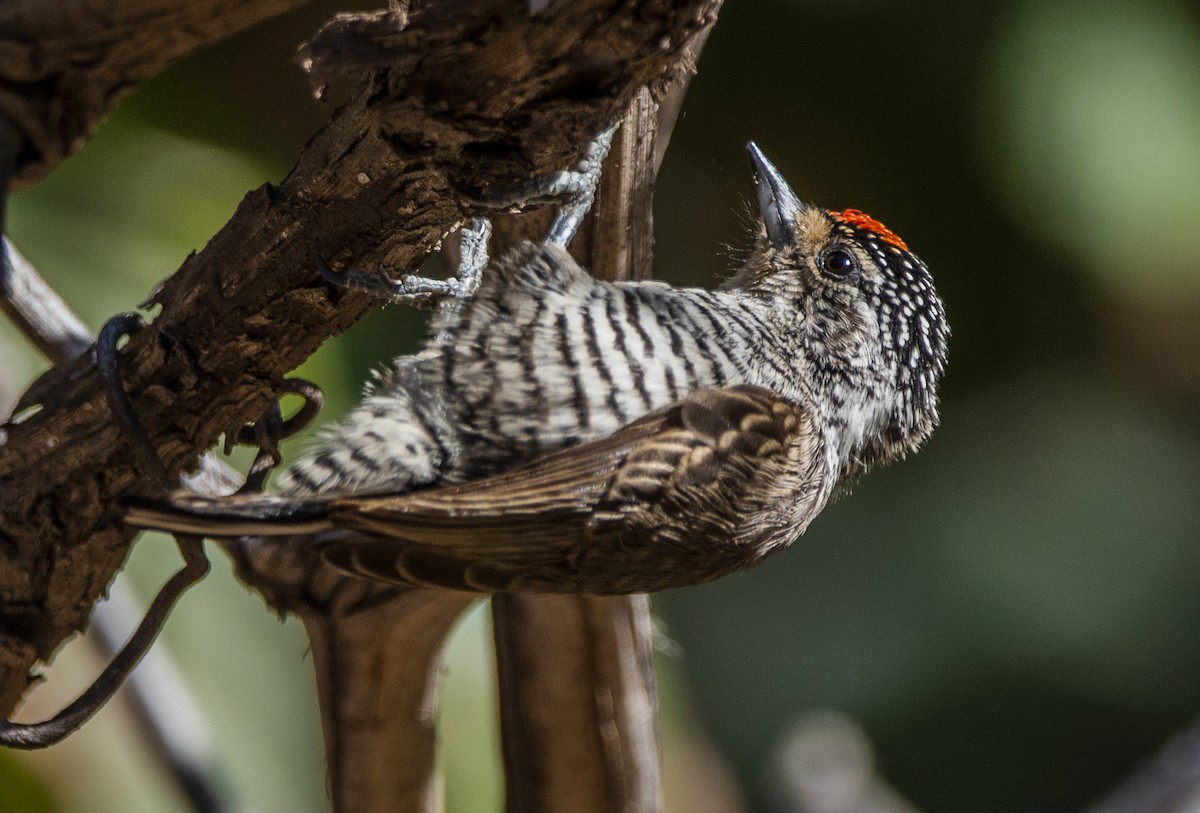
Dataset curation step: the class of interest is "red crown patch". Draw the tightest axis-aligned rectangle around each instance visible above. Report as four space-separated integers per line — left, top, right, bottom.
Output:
832 209 908 251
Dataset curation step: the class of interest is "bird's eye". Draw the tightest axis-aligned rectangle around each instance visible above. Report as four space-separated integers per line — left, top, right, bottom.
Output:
820 247 859 280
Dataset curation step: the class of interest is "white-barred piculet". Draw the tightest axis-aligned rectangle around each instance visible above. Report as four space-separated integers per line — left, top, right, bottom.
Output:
127 141 949 594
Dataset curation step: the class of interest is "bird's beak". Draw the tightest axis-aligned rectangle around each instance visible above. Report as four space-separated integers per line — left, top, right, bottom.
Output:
747 142 805 250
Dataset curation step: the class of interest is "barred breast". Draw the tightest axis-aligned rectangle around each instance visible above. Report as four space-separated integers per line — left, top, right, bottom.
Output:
279 243 798 498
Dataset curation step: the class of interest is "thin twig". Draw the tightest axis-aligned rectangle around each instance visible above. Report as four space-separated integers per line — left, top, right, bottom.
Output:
0 543 209 748
89 580 245 813
0 113 92 364
0 238 92 363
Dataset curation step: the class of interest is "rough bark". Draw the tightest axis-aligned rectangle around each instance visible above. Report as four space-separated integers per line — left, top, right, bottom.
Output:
0 0 721 722
225 536 476 813
0 0 316 188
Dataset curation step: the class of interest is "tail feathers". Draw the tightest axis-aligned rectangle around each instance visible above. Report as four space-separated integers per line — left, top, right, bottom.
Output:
124 493 335 538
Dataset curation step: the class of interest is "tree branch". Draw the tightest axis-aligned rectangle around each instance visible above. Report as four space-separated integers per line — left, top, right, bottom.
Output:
0 237 92 365
0 0 315 188
0 243 241 805
225 540 477 813
494 593 663 812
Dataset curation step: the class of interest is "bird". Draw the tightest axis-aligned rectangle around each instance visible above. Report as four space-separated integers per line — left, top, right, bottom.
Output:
125 141 949 595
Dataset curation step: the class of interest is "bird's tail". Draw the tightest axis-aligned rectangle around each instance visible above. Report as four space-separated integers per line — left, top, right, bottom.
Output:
124 492 336 538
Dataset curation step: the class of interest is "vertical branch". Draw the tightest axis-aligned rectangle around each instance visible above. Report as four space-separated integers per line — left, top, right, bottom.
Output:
232 543 476 813
490 86 668 813
300 586 476 813
493 593 661 813
580 88 660 284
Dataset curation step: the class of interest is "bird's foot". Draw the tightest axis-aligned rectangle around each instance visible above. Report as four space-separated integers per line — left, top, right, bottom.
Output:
319 122 616 305
317 218 492 306
465 121 619 247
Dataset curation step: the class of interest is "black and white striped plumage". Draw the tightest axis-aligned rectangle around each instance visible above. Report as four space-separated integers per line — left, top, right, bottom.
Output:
126 145 948 593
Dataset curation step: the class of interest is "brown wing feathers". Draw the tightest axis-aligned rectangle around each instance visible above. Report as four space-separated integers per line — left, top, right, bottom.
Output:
327 386 814 593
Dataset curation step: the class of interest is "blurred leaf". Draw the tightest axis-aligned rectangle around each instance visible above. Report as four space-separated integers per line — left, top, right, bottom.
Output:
981 0 1200 301
0 752 58 813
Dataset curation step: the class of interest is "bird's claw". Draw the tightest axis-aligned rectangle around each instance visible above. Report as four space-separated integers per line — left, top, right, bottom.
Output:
318 122 617 306
465 122 618 247
317 218 490 306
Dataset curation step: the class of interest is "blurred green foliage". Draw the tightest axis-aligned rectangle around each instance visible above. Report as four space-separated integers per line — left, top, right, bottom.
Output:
5 0 1200 811
0 752 55 813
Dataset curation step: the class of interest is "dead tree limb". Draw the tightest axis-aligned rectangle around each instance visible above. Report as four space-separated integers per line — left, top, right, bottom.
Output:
487 23 712 805
494 592 663 812
0 0 316 188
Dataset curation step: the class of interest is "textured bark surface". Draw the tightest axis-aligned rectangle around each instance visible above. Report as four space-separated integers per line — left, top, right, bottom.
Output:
494 593 663 813
0 0 315 188
0 0 721 719
226 534 477 813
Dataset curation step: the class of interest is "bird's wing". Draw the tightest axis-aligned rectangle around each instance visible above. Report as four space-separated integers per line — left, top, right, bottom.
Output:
324 385 824 594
